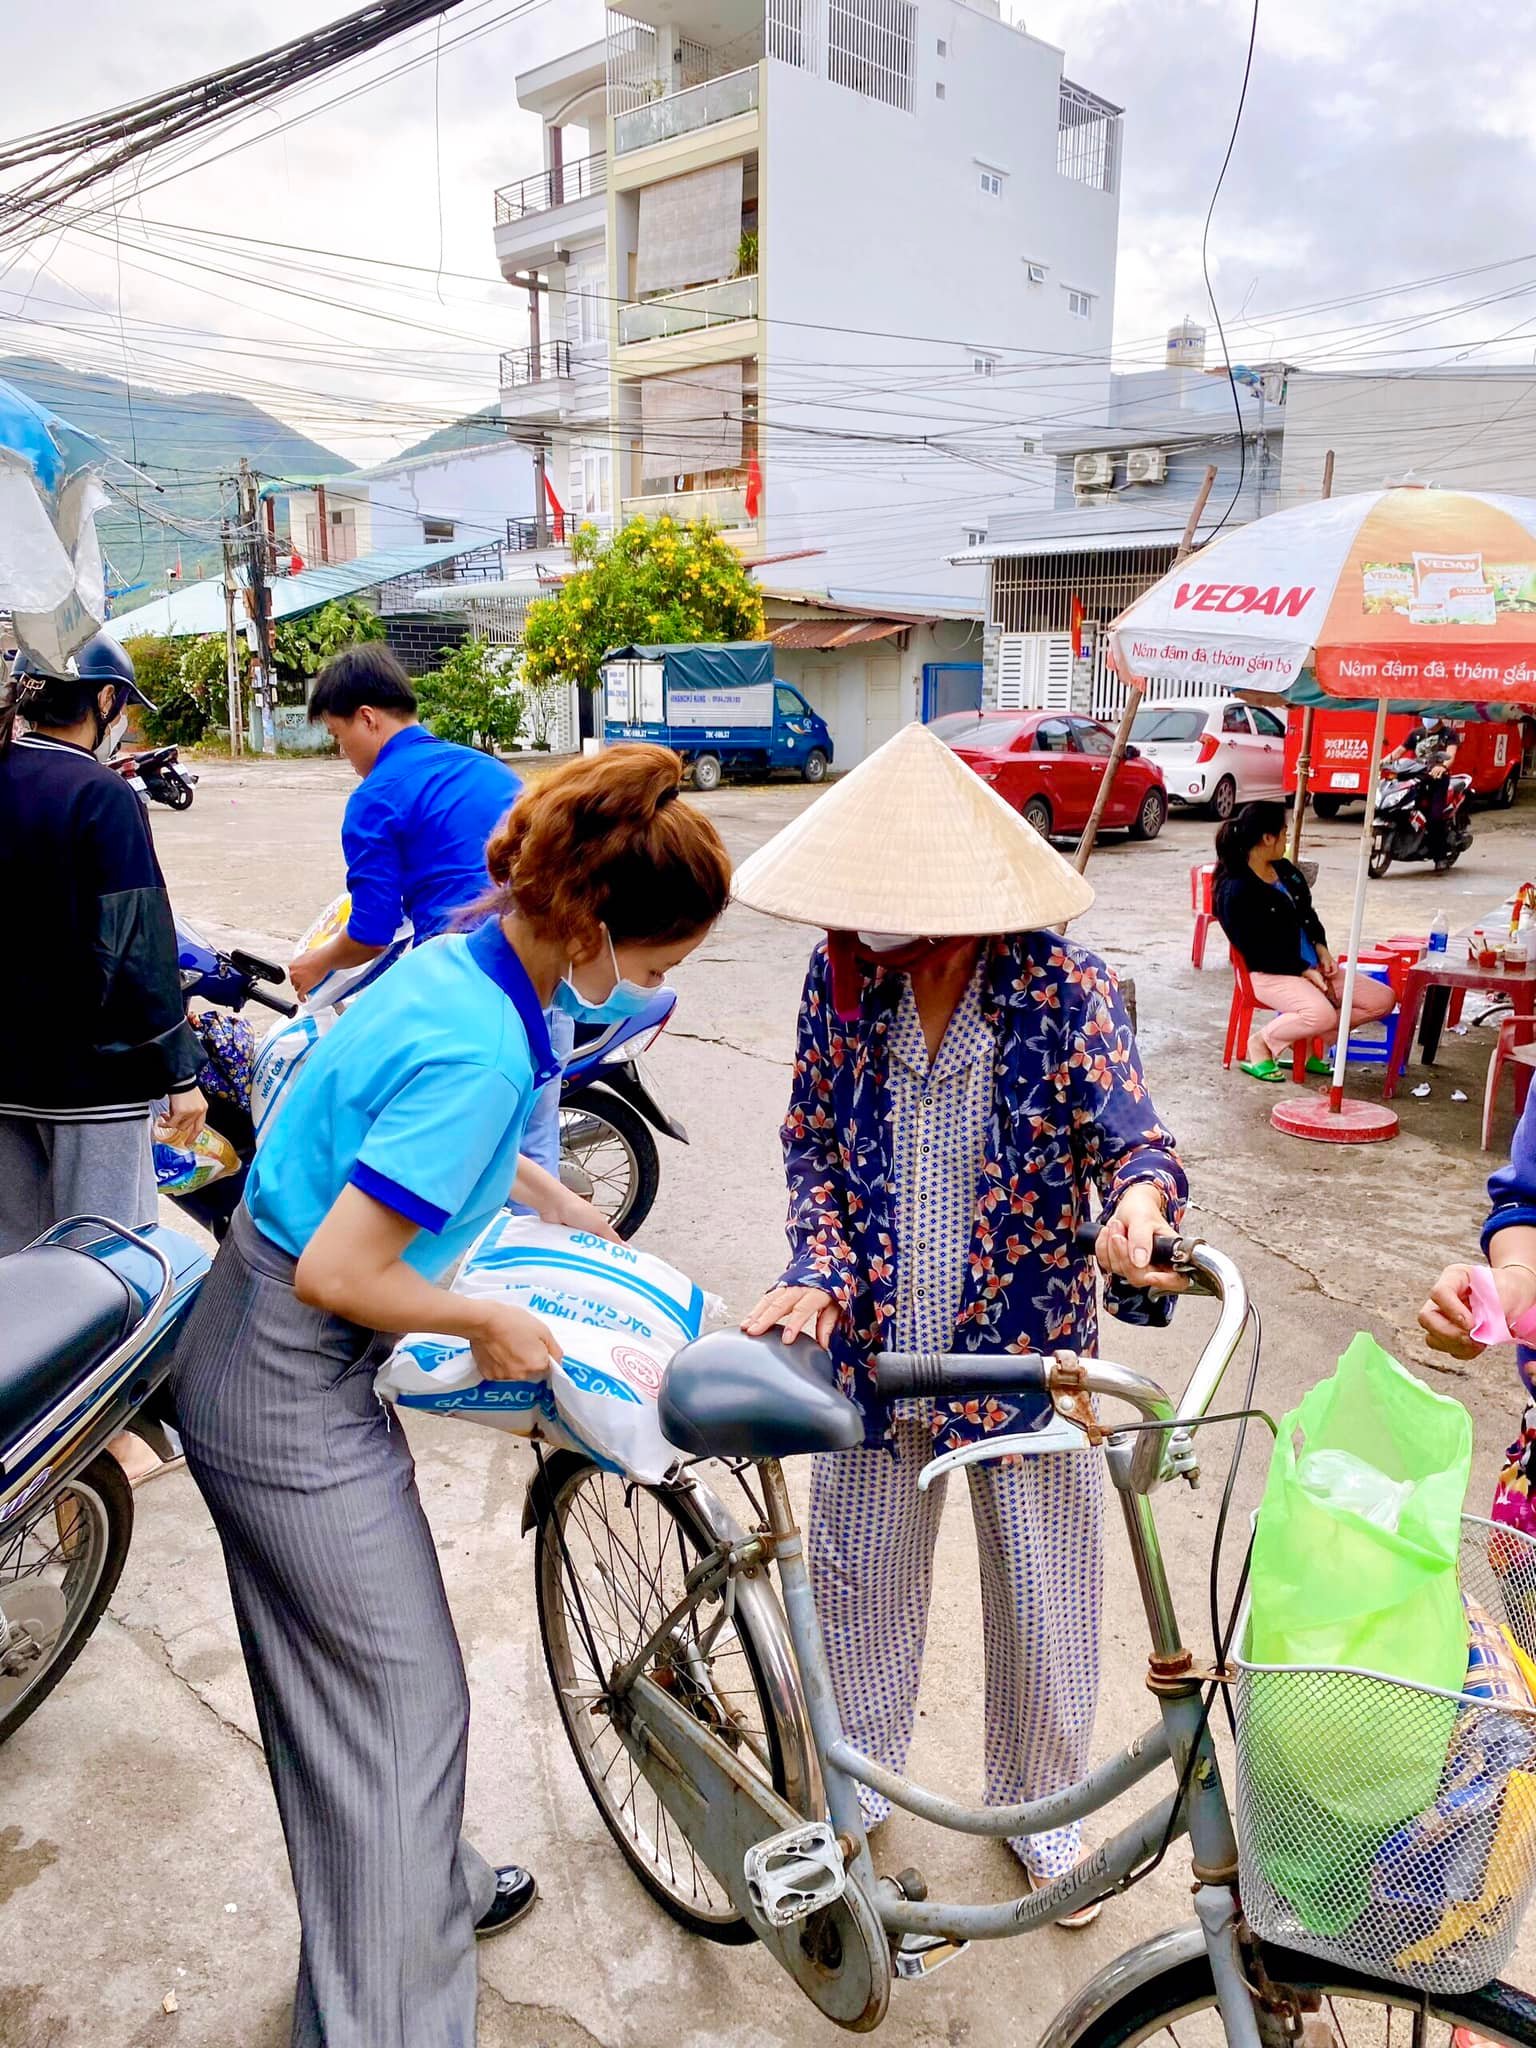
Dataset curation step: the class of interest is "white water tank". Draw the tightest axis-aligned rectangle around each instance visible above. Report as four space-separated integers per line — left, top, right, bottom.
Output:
1166 319 1207 371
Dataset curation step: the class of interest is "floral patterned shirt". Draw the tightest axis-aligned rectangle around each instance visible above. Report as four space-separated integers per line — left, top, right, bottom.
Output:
773 933 1187 1450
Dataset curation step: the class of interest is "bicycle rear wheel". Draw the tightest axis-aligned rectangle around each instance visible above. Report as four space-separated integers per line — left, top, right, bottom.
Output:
531 1453 789 1943
1056 1943 1536 2048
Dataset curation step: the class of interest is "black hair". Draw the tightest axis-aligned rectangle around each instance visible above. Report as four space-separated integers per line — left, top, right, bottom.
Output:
1215 799 1287 878
0 665 109 755
307 643 418 723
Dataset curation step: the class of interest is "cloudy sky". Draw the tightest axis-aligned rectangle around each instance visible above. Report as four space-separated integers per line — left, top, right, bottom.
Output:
5 0 1536 463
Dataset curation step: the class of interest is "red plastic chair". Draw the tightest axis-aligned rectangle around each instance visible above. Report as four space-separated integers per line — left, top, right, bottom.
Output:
1223 957 1315 1082
1191 860 1220 969
1482 1014 1536 1150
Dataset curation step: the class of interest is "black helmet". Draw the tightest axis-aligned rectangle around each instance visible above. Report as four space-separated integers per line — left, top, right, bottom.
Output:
10 633 155 714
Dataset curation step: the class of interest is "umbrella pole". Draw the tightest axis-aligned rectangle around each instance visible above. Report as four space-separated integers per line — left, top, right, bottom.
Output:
1284 454 1333 865
1273 696 1399 1142
1327 695 1389 1112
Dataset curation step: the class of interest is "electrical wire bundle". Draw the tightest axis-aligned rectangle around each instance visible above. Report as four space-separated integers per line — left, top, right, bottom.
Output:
0 0 474 249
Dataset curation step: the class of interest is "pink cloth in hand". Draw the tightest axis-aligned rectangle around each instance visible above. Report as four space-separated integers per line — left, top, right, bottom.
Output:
1466 1265 1536 1345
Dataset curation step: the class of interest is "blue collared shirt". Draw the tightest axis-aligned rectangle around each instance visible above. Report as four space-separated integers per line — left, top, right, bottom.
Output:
246 918 559 1278
343 723 522 946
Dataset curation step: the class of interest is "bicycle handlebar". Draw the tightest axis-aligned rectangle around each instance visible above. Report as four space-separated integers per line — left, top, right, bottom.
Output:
875 1227 1252 1491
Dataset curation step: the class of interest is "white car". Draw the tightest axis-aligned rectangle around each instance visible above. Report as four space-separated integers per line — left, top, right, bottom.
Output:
1127 697 1287 820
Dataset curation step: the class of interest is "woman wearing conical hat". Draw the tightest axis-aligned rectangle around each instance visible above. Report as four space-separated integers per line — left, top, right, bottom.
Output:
737 722 1187 1922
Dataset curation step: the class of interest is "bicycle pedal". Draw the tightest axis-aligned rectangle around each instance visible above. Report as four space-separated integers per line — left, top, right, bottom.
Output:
895 1934 971 1981
743 1821 847 1926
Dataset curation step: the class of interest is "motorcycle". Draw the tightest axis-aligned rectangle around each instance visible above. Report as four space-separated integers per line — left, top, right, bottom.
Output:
0 1218 208 1744
158 919 295 1241
560 992 686 1238
109 744 198 811
1369 758 1474 877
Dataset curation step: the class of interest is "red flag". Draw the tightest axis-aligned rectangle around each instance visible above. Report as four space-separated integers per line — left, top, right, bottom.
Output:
745 451 763 519
543 470 567 544
1069 593 1086 660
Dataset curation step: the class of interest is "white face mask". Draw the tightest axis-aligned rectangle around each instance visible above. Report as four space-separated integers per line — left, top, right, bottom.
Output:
857 930 918 953
95 712 127 763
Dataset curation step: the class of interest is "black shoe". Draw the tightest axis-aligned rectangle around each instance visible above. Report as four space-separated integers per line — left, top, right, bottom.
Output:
475 1865 537 1939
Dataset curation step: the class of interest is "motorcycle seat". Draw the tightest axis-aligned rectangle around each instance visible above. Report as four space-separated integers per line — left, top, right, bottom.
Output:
659 1330 865 1461
0 1244 143 1448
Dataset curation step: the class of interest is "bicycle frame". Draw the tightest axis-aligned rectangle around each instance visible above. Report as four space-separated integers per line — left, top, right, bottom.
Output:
624 1236 1268 2044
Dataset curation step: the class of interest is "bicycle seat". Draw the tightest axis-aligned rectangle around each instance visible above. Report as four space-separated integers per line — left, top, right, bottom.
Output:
0 1243 142 1446
660 1330 865 1461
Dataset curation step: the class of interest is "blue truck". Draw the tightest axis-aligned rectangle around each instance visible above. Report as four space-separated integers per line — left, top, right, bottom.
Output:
600 641 834 792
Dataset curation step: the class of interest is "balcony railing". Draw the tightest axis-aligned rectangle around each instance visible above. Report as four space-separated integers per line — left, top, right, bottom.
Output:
621 483 752 530
494 151 607 225
499 341 572 388
1058 79 1121 193
613 65 759 156
619 274 757 347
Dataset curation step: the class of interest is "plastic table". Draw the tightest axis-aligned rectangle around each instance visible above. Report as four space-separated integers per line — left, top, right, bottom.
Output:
1383 946 1536 1100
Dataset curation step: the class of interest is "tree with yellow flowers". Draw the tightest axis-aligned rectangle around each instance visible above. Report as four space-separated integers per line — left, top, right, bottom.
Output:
521 515 765 693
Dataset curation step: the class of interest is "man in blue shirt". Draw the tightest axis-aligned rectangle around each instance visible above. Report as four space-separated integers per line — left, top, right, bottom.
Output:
289 644 522 1001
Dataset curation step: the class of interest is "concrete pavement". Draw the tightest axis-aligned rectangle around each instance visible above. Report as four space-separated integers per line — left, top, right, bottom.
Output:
5 758 1536 2044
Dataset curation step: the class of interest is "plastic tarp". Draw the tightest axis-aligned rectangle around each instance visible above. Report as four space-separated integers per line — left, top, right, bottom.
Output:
603 642 774 688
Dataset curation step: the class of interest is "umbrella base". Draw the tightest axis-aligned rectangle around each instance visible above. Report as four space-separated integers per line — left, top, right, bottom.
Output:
1271 1093 1400 1143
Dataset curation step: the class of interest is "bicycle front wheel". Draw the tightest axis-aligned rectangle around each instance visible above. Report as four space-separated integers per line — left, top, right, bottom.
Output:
1058 1943 1536 2048
532 1454 789 1943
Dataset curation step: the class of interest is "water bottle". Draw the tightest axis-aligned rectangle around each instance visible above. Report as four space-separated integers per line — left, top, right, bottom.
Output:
1429 911 1449 955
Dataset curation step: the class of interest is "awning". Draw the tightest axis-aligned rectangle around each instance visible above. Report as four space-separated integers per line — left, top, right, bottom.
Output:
769 619 909 649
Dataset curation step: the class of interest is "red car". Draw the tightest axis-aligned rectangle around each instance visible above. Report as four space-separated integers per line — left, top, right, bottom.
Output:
930 710 1168 842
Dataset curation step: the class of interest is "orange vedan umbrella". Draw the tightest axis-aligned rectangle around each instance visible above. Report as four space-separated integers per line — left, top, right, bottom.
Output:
1110 485 1536 705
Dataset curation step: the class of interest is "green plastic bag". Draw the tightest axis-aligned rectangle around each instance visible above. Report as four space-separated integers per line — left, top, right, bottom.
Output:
1245 1333 1472 1934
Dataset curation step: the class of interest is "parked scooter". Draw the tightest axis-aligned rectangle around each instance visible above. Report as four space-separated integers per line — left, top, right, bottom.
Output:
561 993 686 1238
0 1219 208 1744
1369 759 1474 877
109 744 198 810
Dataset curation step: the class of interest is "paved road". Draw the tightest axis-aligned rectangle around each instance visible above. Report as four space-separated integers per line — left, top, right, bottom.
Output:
6 759 1536 2046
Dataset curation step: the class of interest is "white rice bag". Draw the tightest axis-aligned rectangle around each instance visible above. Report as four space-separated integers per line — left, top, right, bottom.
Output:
374 1214 722 1484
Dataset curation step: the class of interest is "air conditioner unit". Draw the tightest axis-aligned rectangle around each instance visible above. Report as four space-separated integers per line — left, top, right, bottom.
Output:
1025 261 1047 284
1073 451 1115 490
1125 447 1168 485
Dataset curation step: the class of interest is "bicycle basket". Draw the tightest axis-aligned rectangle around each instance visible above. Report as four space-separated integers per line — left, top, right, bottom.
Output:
1233 1516 1536 1996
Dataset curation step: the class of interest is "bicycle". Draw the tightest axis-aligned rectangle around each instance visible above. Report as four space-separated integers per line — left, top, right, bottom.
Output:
524 1230 1536 2045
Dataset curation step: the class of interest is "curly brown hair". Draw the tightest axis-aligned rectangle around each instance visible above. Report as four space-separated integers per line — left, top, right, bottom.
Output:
484 743 731 957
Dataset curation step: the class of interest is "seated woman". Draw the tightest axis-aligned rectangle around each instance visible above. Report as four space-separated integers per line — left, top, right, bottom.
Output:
1213 799 1395 1082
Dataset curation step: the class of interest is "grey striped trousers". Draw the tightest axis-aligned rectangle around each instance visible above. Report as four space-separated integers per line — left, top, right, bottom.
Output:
171 1207 497 2048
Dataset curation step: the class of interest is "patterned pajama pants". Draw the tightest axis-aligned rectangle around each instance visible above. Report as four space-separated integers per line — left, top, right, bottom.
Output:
807 1415 1104 1882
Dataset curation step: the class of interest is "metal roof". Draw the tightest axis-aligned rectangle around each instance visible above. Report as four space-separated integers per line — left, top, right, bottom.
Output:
953 524 1209 565
102 540 489 641
770 619 910 649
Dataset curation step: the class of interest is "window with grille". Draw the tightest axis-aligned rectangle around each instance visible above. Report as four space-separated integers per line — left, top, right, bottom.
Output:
965 528 988 548
972 352 997 378
979 167 1003 197
1066 289 1094 319
827 0 915 112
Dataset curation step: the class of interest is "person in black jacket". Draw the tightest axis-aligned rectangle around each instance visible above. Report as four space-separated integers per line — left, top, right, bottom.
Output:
1213 800 1395 1082
0 638 206 1257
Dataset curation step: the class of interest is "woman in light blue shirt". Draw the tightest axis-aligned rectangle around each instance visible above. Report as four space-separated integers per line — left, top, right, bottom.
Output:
171 745 730 2048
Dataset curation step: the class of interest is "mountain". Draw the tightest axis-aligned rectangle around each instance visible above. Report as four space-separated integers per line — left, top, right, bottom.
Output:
0 354 354 611
392 404 509 464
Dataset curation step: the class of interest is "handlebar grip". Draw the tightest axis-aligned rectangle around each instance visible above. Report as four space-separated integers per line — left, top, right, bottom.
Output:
1073 1220 1184 1269
250 986 298 1017
875 1352 1049 1401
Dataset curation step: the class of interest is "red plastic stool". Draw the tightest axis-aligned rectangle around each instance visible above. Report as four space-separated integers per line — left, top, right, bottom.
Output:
1223 958 1318 1082
1482 1015 1536 1149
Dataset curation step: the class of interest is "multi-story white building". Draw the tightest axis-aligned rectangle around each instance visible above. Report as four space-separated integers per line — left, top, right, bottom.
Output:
492 0 1122 604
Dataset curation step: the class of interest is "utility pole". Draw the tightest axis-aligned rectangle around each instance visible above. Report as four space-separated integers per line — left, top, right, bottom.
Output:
238 458 277 755
220 488 243 757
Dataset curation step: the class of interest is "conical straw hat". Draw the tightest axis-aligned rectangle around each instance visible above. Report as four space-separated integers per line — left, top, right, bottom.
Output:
732 720 1096 933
